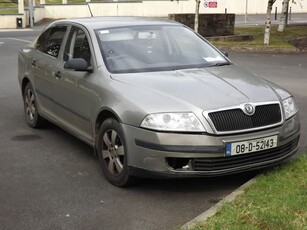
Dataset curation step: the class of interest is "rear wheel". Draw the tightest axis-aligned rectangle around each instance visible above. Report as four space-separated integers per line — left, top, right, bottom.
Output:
97 118 137 187
23 82 45 128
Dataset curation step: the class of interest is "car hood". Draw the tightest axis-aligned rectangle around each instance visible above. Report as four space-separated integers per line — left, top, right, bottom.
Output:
110 64 282 113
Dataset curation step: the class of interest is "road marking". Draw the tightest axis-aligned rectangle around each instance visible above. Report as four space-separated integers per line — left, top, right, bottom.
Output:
7 37 32 43
0 37 31 43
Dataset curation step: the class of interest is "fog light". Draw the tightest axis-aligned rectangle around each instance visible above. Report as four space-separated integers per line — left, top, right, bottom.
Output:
166 158 191 170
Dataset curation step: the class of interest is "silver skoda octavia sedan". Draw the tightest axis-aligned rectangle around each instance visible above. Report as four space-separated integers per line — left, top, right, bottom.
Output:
18 17 300 186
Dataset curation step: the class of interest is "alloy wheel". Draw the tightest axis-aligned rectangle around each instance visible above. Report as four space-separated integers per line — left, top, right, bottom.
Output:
102 129 125 176
25 88 36 121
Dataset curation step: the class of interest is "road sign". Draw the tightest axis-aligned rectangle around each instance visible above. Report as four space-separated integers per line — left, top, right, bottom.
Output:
204 1 218 8
209 1 218 8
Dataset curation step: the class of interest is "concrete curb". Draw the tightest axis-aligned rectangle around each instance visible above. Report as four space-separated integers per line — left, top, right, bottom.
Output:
181 176 258 230
224 46 305 53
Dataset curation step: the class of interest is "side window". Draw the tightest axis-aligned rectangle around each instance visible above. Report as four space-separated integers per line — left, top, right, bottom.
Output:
64 26 92 65
36 26 67 58
36 29 50 52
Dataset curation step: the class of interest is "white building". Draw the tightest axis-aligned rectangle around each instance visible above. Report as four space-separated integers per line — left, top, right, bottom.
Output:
1 0 307 29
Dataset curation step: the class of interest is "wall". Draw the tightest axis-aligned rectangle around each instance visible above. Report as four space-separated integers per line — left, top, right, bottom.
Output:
0 14 25 29
0 0 306 29
24 7 45 27
43 5 92 18
197 0 306 14
35 0 307 19
42 2 185 18
169 13 235 37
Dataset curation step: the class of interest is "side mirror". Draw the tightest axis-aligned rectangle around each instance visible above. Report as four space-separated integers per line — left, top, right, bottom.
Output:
219 49 229 57
64 58 92 72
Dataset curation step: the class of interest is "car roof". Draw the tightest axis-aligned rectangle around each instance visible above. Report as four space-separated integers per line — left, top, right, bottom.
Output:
52 17 181 30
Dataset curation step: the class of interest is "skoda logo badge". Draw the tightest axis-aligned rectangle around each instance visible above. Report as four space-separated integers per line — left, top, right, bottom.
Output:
244 104 255 116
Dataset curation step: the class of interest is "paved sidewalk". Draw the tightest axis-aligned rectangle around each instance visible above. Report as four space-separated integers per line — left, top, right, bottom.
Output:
235 13 307 26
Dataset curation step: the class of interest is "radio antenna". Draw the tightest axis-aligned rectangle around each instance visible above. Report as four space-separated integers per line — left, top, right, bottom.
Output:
88 3 93 17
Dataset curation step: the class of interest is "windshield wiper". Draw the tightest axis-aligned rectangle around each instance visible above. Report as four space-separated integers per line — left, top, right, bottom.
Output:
208 62 231 67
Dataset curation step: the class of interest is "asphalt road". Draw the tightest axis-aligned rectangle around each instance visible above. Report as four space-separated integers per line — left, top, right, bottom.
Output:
0 29 306 230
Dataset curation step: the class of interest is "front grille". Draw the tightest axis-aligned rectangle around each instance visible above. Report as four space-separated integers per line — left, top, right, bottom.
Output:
208 104 282 132
192 137 299 172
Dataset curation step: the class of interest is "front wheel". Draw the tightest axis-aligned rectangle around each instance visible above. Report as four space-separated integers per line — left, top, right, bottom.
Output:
96 118 137 187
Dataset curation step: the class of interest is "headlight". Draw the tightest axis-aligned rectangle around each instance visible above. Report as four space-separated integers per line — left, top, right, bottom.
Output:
140 112 206 132
283 97 298 119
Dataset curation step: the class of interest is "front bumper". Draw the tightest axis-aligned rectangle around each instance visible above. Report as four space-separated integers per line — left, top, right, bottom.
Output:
122 114 300 178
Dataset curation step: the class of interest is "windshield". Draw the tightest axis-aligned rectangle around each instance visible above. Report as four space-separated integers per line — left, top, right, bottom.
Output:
96 25 229 73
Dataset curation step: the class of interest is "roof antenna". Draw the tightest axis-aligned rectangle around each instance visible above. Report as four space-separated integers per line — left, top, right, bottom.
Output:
87 3 93 17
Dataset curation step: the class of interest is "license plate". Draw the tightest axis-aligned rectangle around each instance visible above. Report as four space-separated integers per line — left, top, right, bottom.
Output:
226 135 278 156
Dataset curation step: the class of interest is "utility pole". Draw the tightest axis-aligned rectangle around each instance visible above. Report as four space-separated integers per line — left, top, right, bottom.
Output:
29 0 34 28
245 0 248 22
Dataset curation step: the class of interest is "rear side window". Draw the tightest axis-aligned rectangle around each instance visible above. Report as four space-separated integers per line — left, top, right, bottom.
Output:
36 26 67 58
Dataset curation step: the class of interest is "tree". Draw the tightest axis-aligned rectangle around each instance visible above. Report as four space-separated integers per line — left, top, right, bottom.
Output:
278 0 290 32
278 0 303 32
264 0 276 45
194 0 201 33
171 0 201 32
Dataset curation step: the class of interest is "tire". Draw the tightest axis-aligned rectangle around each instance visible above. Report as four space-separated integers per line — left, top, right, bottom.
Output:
97 118 137 187
23 82 45 128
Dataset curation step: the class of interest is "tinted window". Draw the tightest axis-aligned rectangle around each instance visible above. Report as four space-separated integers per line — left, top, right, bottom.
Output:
64 26 91 65
36 26 67 58
36 29 49 52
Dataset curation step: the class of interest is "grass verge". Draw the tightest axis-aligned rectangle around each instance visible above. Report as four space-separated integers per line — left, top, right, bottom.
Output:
209 25 307 50
0 1 16 8
0 9 18 14
188 153 307 230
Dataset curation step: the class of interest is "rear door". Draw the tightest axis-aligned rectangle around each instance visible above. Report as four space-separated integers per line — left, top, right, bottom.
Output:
31 26 68 120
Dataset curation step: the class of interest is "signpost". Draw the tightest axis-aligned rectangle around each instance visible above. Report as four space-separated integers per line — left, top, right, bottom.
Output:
28 0 34 28
245 0 248 22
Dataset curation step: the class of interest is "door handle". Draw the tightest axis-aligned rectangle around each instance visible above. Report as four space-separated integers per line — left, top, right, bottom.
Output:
31 60 36 67
55 71 62 79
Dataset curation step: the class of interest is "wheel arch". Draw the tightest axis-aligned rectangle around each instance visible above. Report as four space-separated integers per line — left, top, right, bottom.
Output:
21 77 31 95
95 110 137 186
93 108 122 157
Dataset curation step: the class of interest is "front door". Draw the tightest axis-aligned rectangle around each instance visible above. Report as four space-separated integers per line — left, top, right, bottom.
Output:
53 26 96 144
